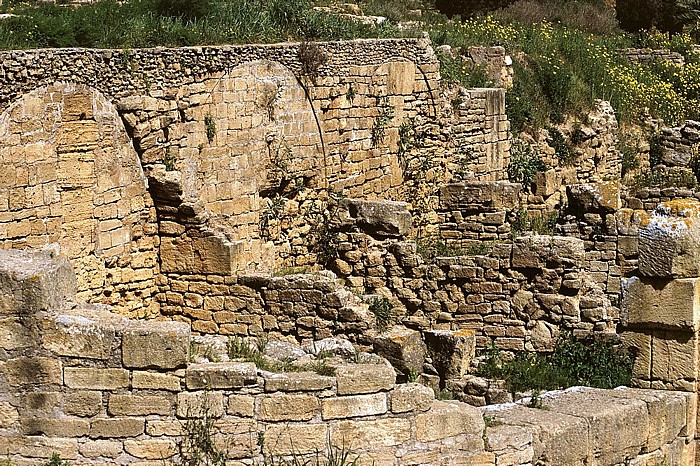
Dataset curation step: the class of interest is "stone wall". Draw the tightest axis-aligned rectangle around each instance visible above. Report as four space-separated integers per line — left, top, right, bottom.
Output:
619 48 685 65
1 248 696 466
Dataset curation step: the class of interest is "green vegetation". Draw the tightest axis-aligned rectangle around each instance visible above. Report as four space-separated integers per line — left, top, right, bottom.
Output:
477 333 634 395
368 296 395 331
227 336 336 376
415 236 464 261
507 140 546 186
511 208 558 235
44 455 70 466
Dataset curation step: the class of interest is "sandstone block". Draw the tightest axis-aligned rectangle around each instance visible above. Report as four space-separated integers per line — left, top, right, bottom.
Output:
263 372 335 392
567 182 621 214
227 395 255 417
332 418 411 448
177 391 224 418
263 423 328 456
512 235 585 269
80 440 123 459
321 393 387 420
160 235 244 275
22 417 90 437
440 182 520 212
132 371 181 391
185 362 256 389
4 357 62 386
122 320 189 369
651 330 699 387
0 401 19 428
108 394 173 416
0 249 76 315
16 436 79 460
124 439 177 460
146 420 183 436
90 418 145 438
621 331 652 382
343 199 412 237
258 393 319 421
373 325 426 375
622 277 700 330
415 400 484 443
533 169 561 197
639 199 700 277
335 364 395 395
390 382 434 413
64 368 128 390
42 312 116 360
424 329 475 380
0 317 33 350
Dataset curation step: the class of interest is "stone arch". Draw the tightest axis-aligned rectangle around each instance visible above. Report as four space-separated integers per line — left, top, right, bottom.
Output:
158 60 325 272
0 83 159 316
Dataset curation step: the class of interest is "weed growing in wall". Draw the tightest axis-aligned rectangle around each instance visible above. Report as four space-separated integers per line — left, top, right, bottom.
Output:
368 296 394 331
370 96 394 148
178 398 228 466
546 126 577 166
415 236 464 262
204 113 216 144
45 454 70 466
618 133 642 177
298 41 327 82
477 333 634 394
227 336 336 376
511 209 558 236
507 139 547 186
163 148 177 171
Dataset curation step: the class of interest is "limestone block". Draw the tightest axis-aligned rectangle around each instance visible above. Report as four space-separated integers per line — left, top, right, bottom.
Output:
335 363 396 395
440 181 521 212
415 400 485 443
389 382 434 413
258 393 319 421
0 401 19 428
122 320 189 369
132 371 181 391
227 395 255 417
177 391 225 418
90 418 145 438
620 331 652 381
211 419 257 459
4 357 62 386
532 169 561 197
424 329 475 380
160 235 245 275
321 393 387 420
651 330 699 388
544 387 649 466
567 181 621 214
0 249 76 314
512 235 585 269
64 391 102 417
639 199 700 277
64 368 128 390
622 277 700 330
373 325 426 375
263 423 328 456
263 372 335 392
0 317 33 350
486 425 534 465
483 404 590 466
386 60 416 95
332 418 411 449
22 417 90 437
185 362 256 389
108 394 173 416
124 439 177 460
80 440 123 459
42 311 118 360
343 199 412 238
146 420 183 436
15 436 79 460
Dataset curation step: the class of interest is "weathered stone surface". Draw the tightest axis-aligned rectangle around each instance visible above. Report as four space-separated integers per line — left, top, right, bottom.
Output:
544 387 649 466
512 235 585 269
650 330 699 388
533 169 561 197
122 320 189 369
160 235 245 275
390 382 434 413
373 325 426 374
262 340 306 361
90 418 145 438
0 401 19 428
622 277 700 330
321 393 387 420
335 363 395 395
0 249 76 314
132 371 181 391
64 391 101 417
485 424 534 465
639 199 700 278
108 394 172 416
424 329 475 380
332 418 411 448
258 393 319 421
185 362 257 389
4 357 62 386
415 400 485 443
42 311 117 360
263 423 328 455
176 391 225 418
124 439 178 460
64 368 128 390
303 338 356 358
567 181 621 214
440 182 521 212
22 417 90 437
343 199 412 237
227 395 255 417
80 440 123 459
263 371 335 392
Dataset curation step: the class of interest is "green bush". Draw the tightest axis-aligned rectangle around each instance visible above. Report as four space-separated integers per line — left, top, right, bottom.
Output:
507 139 547 186
477 333 635 394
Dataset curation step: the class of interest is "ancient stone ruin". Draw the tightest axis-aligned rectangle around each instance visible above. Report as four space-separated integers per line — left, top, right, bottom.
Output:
0 38 699 465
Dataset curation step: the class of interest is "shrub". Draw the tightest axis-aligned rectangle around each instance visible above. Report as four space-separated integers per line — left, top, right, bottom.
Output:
616 0 683 34
415 236 464 261
438 52 494 88
155 0 213 19
507 139 547 186
368 296 394 331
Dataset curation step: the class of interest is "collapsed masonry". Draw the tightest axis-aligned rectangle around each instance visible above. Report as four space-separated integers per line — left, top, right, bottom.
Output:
0 248 697 466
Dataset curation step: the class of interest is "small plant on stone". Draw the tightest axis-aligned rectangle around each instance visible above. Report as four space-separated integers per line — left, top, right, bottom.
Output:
368 296 394 331
259 83 280 122
415 236 463 262
406 368 420 383
465 241 492 256
527 389 547 409
178 397 228 466
370 95 394 148
260 195 286 240
298 41 327 83
44 454 69 466
508 139 547 186
437 389 456 400
345 83 356 103
547 126 576 166
204 113 216 144
163 147 177 171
